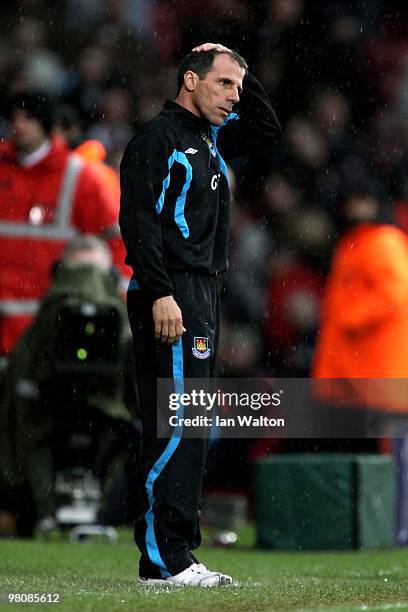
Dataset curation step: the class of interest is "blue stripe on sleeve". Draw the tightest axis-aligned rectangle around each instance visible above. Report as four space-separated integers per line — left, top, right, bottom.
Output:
156 150 192 238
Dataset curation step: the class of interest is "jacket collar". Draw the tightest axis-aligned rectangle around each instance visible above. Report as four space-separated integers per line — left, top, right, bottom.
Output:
19 139 52 167
0 136 68 169
161 100 210 133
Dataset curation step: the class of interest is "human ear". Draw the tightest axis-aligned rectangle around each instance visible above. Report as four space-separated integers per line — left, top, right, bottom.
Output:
184 70 199 92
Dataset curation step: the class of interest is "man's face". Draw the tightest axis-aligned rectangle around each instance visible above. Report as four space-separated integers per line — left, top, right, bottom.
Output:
10 109 48 153
191 54 245 126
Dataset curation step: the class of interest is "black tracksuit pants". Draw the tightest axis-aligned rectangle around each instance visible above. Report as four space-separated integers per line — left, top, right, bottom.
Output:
127 272 219 578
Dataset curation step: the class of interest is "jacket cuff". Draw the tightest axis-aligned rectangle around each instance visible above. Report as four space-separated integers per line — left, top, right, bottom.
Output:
150 290 174 303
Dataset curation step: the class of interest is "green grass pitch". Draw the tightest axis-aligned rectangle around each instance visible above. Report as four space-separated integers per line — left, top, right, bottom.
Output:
0 527 408 611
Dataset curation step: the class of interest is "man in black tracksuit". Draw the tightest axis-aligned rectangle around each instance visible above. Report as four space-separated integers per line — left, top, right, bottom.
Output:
120 43 280 586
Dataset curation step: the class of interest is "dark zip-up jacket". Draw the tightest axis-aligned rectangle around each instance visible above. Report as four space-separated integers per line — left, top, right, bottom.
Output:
119 73 280 302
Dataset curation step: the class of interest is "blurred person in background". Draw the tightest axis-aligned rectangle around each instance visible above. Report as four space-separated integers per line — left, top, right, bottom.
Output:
310 89 367 201
312 90 353 157
261 171 302 248
283 116 330 200
1 0 407 515
0 235 138 537
313 191 408 381
224 199 272 327
263 251 324 376
0 89 130 355
12 17 68 95
221 167 272 328
86 86 135 155
260 168 330 375
311 191 408 536
54 103 122 200
64 44 115 127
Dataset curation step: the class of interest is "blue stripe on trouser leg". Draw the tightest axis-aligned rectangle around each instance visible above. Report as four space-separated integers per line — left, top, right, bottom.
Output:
144 339 184 578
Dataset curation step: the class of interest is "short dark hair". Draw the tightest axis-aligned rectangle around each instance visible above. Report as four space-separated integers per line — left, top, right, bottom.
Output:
177 49 248 93
7 90 56 134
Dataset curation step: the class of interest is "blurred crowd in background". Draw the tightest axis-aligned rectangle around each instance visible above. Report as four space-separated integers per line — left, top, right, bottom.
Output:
2 0 408 536
1 0 408 379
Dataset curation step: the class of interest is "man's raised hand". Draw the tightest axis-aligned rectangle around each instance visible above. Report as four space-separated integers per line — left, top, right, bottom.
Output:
192 43 232 53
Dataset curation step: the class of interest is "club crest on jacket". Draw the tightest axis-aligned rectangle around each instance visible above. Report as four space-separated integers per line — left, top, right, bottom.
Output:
192 336 211 359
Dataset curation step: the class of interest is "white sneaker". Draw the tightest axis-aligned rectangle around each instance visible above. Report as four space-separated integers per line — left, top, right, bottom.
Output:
139 563 232 587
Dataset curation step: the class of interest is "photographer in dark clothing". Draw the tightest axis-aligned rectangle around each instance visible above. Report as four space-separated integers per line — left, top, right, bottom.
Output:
0 236 137 536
